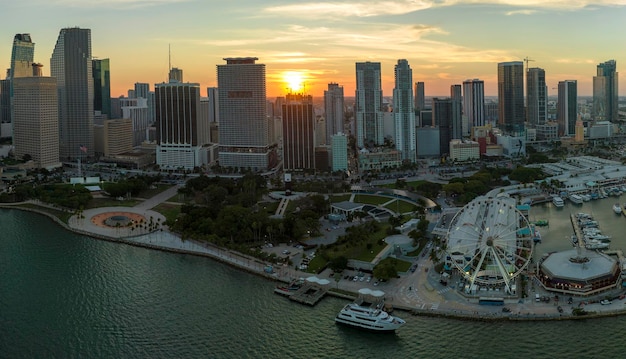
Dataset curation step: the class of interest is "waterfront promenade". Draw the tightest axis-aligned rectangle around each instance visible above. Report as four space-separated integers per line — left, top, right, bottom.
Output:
5 185 626 322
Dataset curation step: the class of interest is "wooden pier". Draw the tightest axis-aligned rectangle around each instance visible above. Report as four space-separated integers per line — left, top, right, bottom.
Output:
570 214 584 248
288 283 328 306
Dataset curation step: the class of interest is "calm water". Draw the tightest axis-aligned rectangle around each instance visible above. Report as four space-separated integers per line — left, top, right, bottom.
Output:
1 205 626 358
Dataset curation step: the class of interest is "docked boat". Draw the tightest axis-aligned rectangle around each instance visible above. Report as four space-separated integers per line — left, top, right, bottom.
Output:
581 194 591 202
585 240 609 250
585 234 611 243
614 203 622 214
552 196 564 208
335 298 406 332
569 194 584 205
534 219 549 227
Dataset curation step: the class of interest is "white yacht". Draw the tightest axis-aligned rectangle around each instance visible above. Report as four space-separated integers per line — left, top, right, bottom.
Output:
613 203 622 214
552 196 564 208
335 300 406 332
569 194 584 205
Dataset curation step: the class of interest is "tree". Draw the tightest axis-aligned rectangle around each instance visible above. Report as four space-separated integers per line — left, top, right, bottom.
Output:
373 258 399 281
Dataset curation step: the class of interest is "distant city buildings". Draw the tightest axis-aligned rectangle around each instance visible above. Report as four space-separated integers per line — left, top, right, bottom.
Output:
593 60 618 122
450 84 462 140
393 59 416 163
557 80 577 137
497 61 525 136
462 79 485 134
282 93 315 171
324 83 344 145
50 27 95 160
432 98 452 157
526 67 547 128
92 58 111 118
414 81 425 112
355 61 383 148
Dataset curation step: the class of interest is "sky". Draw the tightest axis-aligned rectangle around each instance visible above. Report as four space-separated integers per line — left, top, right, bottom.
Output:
1 0 625 99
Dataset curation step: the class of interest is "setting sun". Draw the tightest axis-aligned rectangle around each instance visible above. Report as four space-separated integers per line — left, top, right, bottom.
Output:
283 71 305 93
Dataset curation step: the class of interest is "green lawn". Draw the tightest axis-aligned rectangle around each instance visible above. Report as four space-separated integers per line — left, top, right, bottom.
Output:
137 184 173 199
329 194 351 203
353 194 391 205
383 199 416 214
85 198 139 209
166 192 188 203
152 202 182 224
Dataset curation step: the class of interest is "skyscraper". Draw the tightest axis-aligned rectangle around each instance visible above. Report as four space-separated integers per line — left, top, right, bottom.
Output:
526 67 547 127
462 79 485 132
207 87 219 123
169 67 183 82
217 57 275 171
282 93 315 171
155 81 205 169
134 82 150 99
593 60 618 122
433 98 452 157
2 34 36 137
355 61 383 148
450 84 462 140
557 80 577 137
324 83 344 145
415 82 425 111
393 59 415 162
12 64 60 169
92 58 111 117
497 61 525 136
50 27 94 160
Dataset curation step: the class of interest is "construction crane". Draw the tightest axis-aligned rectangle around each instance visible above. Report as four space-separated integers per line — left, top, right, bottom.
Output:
523 56 535 73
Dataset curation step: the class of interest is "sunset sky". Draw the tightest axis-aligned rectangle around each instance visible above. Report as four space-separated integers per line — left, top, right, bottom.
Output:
1 0 625 98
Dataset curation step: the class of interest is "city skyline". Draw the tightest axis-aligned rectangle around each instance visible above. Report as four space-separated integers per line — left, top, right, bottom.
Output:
1 0 625 98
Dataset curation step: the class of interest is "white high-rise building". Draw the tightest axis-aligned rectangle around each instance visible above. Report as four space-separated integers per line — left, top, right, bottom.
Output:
217 57 275 170
121 97 150 146
462 79 485 135
12 68 61 169
324 83 344 145
393 59 415 162
356 61 383 148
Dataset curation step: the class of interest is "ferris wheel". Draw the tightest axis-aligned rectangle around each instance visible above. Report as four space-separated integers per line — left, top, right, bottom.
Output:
445 196 534 292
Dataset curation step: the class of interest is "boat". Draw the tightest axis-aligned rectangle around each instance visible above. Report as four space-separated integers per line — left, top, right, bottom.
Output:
584 234 611 243
614 203 622 214
591 192 599 200
581 194 591 202
534 219 549 227
585 240 609 250
274 279 304 296
335 298 406 332
552 196 564 208
533 229 542 243
569 194 584 205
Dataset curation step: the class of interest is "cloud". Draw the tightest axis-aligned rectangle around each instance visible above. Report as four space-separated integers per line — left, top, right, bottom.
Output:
554 58 595 64
505 9 538 15
51 0 189 9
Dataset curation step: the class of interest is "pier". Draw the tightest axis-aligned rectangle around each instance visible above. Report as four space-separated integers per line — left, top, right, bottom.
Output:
287 283 328 306
570 213 584 248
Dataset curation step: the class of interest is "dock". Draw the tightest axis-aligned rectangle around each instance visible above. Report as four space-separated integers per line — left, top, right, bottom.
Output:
287 283 328 306
570 214 584 248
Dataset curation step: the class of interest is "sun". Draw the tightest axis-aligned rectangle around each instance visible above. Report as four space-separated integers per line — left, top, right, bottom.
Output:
283 71 305 93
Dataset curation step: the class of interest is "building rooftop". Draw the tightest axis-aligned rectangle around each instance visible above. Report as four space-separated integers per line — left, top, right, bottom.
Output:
541 248 617 282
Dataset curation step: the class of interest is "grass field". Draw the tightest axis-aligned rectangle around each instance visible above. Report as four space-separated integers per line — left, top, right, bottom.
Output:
383 199 416 214
353 194 391 205
85 198 139 209
152 203 182 224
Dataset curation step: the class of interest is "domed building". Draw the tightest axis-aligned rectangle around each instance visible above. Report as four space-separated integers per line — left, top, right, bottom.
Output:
537 247 621 296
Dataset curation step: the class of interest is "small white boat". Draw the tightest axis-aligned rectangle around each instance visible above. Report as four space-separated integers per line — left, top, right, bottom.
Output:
569 194 584 205
614 203 622 214
552 196 564 208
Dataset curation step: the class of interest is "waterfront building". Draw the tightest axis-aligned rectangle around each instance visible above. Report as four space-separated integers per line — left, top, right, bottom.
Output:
526 67 547 128
462 79 485 135
355 61 383 148
593 60 618 122
50 27 95 160
450 84 462 140
557 80 577 137
92 58 111 118
155 81 208 170
331 133 348 172
217 57 275 171
414 81 425 112
324 83 344 145
282 93 315 171
432 98 452 157
393 60 416 163
497 61 525 136
12 68 61 169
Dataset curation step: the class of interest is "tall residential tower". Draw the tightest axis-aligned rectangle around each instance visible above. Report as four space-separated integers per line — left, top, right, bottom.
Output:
324 83 344 145
497 61 525 136
393 59 415 162
355 62 383 148
593 60 618 122
526 67 547 127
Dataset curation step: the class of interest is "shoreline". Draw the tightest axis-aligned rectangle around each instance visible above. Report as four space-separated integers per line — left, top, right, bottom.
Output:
5 203 626 322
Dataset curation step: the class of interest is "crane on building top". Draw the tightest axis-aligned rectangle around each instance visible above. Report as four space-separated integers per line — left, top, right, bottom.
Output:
523 56 535 73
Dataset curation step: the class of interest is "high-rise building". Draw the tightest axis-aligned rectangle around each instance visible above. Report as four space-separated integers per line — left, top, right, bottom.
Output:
12 65 61 169
92 58 111 118
207 87 219 124
557 80 577 137
282 93 315 171
331 133 348 172
120 97 149 146
415 82 425 111
0 80 10 137
433 98 452 157
355 61 383 148
324 83 344 145
217 57 275 171
50 27 94 160
450 84 462 140
497 61 525 136
2 34 36 137
155 81 208 170
526 67 547 127
593 60 618 122
169 67 183 83
462 79 485 134
134 82 150 99
393 59 415 162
